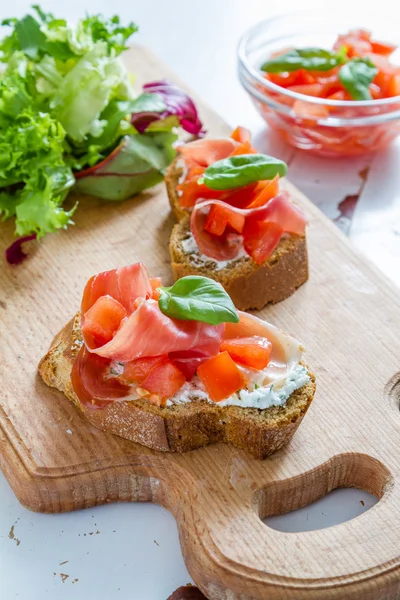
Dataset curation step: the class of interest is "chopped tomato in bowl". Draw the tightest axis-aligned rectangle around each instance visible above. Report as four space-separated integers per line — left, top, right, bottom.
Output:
238 13 400 156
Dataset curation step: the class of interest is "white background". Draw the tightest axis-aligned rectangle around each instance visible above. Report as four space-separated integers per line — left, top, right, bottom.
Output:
1 1 399 599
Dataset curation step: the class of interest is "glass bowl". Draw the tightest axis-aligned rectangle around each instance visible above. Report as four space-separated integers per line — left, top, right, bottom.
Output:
238 12 400 157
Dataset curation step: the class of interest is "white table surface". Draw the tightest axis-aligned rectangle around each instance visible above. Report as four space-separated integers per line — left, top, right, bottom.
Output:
1 1 399 598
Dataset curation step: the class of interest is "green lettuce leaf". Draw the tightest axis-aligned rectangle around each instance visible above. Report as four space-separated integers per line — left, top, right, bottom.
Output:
48 44 133 143
66 93 167 169
0 6 137 62
0 82 75 238
74 132 177 200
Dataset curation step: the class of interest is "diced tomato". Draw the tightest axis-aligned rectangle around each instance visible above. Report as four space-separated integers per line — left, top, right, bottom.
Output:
141 359 186 399
327 90 351 101
320 77 344 98
386 74 400 97
246 175 279 209
243 220 284 264
367 53 396 75
204 204 245 236
371 40 396 56
230 126 252 142
119 355 167 384
197 351 246 402
293 69 318 85
178 165 225 209
268 69 316 88
287 83 324 97
82 295 127 349
292 100 329 120
149 277 162 301
229 141 257 156
374 70 390 96
334 31 372 57
221 182 260 209
369 83 382 99
220 336 272 370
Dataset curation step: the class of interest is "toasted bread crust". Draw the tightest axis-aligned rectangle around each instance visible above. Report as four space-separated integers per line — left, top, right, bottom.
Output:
169 217 308 311
38 315 316 460
165 157 188 222
165 157 309 311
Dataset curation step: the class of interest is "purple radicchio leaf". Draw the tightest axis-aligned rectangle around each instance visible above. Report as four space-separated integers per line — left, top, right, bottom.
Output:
5 234 37 265
131 79 205 137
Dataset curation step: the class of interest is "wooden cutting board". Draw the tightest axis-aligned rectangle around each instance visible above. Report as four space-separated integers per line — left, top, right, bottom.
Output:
1 45 400 600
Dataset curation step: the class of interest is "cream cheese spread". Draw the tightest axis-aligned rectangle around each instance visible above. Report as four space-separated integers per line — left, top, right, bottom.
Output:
166 364 309 410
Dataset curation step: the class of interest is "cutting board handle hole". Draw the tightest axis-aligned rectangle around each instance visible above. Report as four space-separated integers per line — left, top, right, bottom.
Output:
254 453 391 531
385 372 400 413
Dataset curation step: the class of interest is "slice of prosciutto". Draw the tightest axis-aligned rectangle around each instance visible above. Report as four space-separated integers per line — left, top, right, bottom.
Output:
224 311 303 388
91 299 224 363
71 346 133 410
190 192 306 263
177 138 239 168
81 263 152 315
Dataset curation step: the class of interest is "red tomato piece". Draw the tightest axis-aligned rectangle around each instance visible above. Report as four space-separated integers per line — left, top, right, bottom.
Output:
246 175 280 208
229 141 257 156
243 220 284 264
177 165 225 209
386 74 400 97
82 295 127 348
204 204 245 236
230 126 252 142
326 90 351 101
221 182 260 209
371 40 396 56
119 355 168 384
334 31 372 57
141 359 186 399
293 69 318 85
149 277 162 301
287 83 324 97
197 351 246 402
368 53 396 75
292 100 329 119
220 336 272 370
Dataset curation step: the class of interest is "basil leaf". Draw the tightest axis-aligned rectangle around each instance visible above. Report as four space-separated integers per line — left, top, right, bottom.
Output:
338 57 377 100
202 154 287 191
261 47 347 73
158 276 239 325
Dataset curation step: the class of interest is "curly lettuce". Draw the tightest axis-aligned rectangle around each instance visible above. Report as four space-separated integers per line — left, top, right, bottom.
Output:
0 6 203 263
0 75 75 238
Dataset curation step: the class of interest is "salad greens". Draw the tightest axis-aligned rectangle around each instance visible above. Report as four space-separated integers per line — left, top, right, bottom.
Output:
0 6 203 262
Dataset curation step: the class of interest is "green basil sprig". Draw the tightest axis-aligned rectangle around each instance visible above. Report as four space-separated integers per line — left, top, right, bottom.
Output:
158 276 239 325
202 154 287 191
338 57 377 100
261 47 347 73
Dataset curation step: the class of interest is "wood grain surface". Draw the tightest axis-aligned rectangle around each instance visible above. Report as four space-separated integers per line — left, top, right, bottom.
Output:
1 45 400 600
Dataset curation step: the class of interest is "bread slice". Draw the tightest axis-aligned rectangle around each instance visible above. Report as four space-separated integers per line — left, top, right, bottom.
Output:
165 157 309 311
165 156 188 222
38 314 316 460
170 218 308 311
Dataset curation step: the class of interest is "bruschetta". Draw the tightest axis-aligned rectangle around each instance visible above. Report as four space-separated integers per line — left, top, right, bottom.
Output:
166 127 309 310
38 263 315 459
